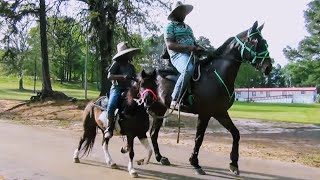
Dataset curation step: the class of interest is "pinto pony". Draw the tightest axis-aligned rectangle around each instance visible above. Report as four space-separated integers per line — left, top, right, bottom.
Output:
73 70 158 178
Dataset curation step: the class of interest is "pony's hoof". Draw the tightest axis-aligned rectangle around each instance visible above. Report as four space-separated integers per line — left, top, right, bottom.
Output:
129 171 138 178
194 168 206 175
121 146 129 154
229 163 240 175
136 159 144 165
110 163 119 169
73 158 80 163
160 157 170 166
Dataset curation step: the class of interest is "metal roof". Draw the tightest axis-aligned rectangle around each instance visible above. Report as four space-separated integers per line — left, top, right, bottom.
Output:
235 87 317 92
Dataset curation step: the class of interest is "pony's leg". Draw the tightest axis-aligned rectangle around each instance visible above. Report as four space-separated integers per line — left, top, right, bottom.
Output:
102 138 118 169
213 112 240 175
73 137 85 163
189 114 210 175
150 116 170 165
136 135 152 165
127 136 138 178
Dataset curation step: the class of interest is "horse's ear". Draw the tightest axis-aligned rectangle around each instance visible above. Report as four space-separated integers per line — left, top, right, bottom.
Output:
252 21 258 30
258 23 264 32
141 69 147 78
151 69 157 79
248 21 259 36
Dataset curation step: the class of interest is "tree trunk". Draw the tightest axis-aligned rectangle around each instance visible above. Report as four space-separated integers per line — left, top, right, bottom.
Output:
89 0 118 97
39 0 53 97
19 72 24 91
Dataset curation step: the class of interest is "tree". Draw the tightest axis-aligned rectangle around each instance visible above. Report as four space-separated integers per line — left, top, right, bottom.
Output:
283 0 320 88
0 0 68 99
0 17 31 90
76 0 170 96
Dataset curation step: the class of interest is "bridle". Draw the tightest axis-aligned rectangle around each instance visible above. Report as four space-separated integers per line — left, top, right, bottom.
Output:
234 29 270 67
140 89 158 102
133 78 159 106
134 77 175 119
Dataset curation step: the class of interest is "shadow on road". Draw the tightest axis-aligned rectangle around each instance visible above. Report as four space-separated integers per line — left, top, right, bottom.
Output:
80 159 302 180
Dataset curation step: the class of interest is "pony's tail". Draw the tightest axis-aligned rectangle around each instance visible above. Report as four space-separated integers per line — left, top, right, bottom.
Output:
80 103 97 157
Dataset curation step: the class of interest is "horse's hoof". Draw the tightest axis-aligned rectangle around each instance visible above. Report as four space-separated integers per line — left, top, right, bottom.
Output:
160 157 170 166
129 171 138 178
194 168 206 175
73 158 80 163
136 159 144 165
229 163 240 175
110 163 119 169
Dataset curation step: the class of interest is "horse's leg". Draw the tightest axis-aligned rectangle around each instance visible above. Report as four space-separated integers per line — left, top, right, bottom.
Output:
74 105 97 163
150 115 170 165
73 136 85 163
127 135 138 178
102 137 118 169
136 135 152 165
189 114 210 175
213 112 240 175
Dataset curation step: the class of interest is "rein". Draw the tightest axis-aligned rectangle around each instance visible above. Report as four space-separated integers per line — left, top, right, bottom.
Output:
211 30 271 102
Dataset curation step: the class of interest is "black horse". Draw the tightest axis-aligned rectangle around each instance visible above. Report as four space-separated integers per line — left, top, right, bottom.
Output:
144 21 273 175
73 70 158 178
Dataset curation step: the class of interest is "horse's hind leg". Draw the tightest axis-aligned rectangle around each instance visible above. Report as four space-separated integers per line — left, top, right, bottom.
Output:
189 114 210 175
136 135 152 165
73 137 85 163
127 136 138 178
213 112 240 175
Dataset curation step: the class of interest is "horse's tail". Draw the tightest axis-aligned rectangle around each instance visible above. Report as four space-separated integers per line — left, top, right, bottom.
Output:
80 102 97 157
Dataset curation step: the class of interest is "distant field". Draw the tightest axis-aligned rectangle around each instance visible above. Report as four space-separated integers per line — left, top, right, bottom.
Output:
229 102 320 124
0 76 100 100
1 76 319 124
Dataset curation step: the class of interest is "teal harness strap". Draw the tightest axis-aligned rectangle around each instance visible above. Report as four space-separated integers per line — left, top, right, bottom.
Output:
214 70 235 102
234 34 270 65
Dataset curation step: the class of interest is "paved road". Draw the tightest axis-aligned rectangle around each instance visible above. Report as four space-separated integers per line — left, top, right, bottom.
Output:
0 121 319 180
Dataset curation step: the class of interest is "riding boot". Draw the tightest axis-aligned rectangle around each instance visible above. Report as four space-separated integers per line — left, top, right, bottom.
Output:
104 117 115 139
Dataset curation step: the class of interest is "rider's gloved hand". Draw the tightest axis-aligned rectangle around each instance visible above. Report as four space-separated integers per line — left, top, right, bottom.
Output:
189 46 203 55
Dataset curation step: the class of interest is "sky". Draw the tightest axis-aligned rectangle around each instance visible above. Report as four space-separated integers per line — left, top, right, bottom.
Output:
169 0 312 66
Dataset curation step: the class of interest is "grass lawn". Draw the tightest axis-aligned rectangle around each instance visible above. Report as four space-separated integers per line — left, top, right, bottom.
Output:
0 76 100 100
229 102 320 124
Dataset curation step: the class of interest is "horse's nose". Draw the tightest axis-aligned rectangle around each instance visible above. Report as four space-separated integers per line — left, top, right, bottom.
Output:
265 65 272 75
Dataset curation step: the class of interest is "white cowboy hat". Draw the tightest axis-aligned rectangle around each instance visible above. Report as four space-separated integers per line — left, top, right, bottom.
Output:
112 42 140 61
167 1 193 21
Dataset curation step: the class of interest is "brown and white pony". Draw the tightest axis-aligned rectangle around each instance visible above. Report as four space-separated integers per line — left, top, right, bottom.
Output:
73 70 159 178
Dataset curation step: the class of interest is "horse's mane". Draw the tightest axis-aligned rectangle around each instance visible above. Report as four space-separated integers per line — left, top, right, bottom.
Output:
213 37 234 57
213 29 249 57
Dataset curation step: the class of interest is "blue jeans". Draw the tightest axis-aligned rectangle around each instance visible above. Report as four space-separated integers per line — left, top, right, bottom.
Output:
170 53 194 101
105 86 124 119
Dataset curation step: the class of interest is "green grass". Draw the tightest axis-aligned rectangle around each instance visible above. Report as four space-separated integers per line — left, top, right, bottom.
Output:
1 76 319 124
0 76 99 100
229 102 320 124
